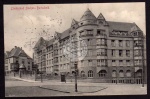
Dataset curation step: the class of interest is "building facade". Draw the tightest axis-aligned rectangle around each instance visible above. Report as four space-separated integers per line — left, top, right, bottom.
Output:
33 9 147 84
5 46 33 75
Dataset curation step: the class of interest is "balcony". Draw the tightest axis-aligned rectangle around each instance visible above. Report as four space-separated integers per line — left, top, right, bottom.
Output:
79 34 93 37
134 42 143 47
96 44 107 46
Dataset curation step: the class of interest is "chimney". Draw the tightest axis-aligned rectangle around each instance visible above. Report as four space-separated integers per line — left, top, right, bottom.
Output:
21 47 22 49
15 46 17 48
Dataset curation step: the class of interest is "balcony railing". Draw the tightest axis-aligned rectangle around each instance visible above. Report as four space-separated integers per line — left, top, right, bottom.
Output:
80 34 93 37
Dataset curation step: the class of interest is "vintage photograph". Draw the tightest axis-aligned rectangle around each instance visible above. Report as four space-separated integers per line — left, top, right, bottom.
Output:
4 3 147 97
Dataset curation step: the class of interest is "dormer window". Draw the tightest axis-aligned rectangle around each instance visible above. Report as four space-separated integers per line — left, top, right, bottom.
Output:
99 21 103 24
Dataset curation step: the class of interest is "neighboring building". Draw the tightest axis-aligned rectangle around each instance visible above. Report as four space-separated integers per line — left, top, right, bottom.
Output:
33 8 147 84
5 46 33 75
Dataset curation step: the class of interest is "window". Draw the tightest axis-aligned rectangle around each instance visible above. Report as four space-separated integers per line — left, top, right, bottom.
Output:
87 30 93 35
126 40 130 47
81 71 85 77
99 70 107 77
126 70 131 77
111 40 115 47
112 60 116 66
119 40 123 47
126 50 130 57
126 60 130 66
60 56 62 62
119 60 123 66
97 39 101 45
81 60 84 67
88 50 93 56
97 60 101 66
134 50 142 56
119 70 124 77
88 60 92 66
87 39 92 45
101 39 105 45
88 70 93 77
22 59 25 64
134 60 142 66
112 50 115 57
112 70 117 77
97 29 105 36
119 50 123 57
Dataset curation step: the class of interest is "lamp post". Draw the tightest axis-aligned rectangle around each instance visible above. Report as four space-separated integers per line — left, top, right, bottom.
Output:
41 63 43 82
141 36 145 87
74 63 78 92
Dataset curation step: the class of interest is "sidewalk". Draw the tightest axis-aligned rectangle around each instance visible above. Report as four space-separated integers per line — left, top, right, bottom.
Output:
11 77 40 83
39 85 107 94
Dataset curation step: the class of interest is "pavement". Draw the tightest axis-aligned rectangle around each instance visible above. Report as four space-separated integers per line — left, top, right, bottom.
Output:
39 85 107 93
5 76 147 96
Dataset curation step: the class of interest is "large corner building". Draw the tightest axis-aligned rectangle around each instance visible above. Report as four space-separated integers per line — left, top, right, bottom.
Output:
33 9 147 84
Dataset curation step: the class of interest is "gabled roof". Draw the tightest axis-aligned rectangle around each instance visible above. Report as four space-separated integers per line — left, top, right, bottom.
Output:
34 37 46 49
108 21 135 32
80 8 96 21
71 19 78 26
97 13 105 20
130 23 141 32
5 51 10 58
5 46 32 59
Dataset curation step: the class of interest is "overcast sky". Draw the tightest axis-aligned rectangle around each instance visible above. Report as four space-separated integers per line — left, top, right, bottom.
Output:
4 3 145 57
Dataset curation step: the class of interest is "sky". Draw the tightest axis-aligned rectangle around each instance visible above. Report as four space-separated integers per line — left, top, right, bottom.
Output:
4 3 145 57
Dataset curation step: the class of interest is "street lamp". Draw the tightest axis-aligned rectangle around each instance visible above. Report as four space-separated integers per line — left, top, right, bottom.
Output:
141 36 145 87
74 63 78 92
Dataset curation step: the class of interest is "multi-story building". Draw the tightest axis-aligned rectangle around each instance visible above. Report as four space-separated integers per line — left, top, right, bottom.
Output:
5 46 33 75
33 8 146 84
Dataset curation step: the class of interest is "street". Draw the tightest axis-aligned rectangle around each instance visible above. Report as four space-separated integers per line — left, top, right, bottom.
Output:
5 76 147 97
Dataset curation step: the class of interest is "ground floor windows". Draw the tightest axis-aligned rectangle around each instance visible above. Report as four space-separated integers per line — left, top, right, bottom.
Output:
126 70 131 77
88 70 93 77
112 70 117 77
81 71 85 77
119 70 124 77
98 70 107 77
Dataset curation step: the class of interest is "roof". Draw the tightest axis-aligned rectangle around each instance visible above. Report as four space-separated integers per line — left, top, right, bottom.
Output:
80 8 96 21
34 37 46 49
71 19 78 26
108 21 136 32
47 38 54 46
60 28 70 39
97 13 105 20
5 46 32 59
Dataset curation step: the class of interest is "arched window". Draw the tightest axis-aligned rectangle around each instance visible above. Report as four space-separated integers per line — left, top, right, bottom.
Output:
88 70 93 77
81 71 85 77
99 70 107 77
126 70 131 77
112 70 117 77
135 69 142 77
119 70 124 77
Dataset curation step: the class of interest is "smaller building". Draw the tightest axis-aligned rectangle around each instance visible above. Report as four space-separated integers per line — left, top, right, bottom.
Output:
5 46 33 75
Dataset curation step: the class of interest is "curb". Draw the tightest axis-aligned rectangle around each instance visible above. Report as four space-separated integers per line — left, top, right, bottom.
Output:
11 77 40 83
39 86 107 94
39 86 70 93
